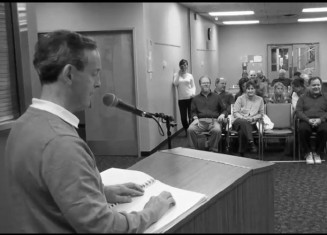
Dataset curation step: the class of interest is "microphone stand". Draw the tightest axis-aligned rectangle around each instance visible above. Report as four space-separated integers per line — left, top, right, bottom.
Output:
153 113 177 149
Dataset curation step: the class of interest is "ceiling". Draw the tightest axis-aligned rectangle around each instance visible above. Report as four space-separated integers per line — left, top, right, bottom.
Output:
180 2 327 25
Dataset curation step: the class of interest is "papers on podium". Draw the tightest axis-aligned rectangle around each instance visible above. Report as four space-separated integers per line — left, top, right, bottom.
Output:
100 167 207 233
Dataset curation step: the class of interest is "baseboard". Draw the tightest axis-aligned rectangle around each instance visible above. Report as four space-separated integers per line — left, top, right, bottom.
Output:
141 128 184 157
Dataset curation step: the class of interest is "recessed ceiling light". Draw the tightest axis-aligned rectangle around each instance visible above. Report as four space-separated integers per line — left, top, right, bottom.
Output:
209 11 254 16
215 16 218 21
223 20 259 25
298 17 327 22
302 7 327 12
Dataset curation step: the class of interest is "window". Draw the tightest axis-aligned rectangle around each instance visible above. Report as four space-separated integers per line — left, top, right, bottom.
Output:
0 3 20 124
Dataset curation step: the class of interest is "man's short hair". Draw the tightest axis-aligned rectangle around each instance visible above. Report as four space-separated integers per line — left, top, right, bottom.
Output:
292 78 305 88
179 59 188 67
215 77 225 84
199 75 211 85
279 69 286 74
308 76 322 85
33 30 98 85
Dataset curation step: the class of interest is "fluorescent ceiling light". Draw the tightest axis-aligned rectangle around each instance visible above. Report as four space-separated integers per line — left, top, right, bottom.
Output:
209 11 254 16
223 20 259 25
302 7 327 12
298 17 327 22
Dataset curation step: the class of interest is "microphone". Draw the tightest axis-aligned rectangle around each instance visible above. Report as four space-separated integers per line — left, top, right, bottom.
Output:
102 93 154 118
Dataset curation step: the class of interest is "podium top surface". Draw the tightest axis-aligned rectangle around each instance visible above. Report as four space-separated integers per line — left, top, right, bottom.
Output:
130 147 274 198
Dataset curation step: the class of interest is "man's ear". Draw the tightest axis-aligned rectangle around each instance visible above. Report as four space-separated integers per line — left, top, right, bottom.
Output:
62 64 73 85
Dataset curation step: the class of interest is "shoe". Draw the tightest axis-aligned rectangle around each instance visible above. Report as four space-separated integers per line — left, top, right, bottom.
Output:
312 152 322 164
305 152 314 164
249 142 257 153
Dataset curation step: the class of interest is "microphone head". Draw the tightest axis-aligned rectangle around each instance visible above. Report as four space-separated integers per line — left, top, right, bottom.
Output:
103 93 119 107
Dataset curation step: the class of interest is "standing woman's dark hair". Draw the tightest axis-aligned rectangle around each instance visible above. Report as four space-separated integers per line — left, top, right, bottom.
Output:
173 59 196 136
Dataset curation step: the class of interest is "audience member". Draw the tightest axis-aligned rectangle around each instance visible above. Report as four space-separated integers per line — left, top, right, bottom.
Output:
257 70 269 84
241 70 248 79
293 71 302 80
300 73 310 87
271 69 292 87
234 77 249 101
296 76 327 164
254 70 269 103
3 30 175 233
173 59 196 136
268 82 289 103
188 76 227 153
291 77 306 113
214 77 235 115
232 80 264 156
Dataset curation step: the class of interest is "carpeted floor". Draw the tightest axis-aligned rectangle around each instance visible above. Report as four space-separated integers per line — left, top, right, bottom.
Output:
95 131 327 233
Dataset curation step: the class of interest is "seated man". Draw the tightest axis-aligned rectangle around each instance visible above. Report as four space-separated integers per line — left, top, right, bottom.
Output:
214 77 235 116
271 69 292 88
188 76 227 153
296 76 327 164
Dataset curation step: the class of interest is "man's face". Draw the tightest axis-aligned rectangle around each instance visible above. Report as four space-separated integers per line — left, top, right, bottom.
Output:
257 71 263 78
71 49 102 111
215 79 226 92
200 77 211 93
309 78 321 95
279 72 286 79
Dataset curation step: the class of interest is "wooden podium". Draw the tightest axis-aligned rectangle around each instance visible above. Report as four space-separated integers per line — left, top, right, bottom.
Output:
129 147 274 233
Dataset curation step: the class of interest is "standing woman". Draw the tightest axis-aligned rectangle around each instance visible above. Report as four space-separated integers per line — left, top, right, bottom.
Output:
173 59 196 136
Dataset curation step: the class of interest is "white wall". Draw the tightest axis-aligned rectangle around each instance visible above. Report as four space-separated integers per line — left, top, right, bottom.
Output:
219 22 327 86
31 2 220 153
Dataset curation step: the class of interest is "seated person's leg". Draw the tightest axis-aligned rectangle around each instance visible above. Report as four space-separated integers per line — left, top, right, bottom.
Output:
315 122 327 158
232 118 254 155
298 121 313 158
207 120 222 152
187 119 208 149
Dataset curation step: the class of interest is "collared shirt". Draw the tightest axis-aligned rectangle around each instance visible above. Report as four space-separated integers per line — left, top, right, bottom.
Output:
214 90 235 115
295 91 327 122
191 91 227 119
30 98 79 128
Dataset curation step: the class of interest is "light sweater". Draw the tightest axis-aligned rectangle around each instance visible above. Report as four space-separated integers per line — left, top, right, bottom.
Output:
233 94 264 122
173 72 196 100
3 99 154 233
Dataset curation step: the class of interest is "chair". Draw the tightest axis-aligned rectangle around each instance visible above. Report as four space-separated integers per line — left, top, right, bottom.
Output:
260 103 295 160
226 104 263 157
295 117 327 160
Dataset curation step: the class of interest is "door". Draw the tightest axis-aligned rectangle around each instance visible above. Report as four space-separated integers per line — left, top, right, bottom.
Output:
83 31 138 156
267 45 293 82
292 43 319 77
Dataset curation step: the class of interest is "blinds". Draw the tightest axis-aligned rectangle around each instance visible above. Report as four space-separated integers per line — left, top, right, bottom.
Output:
0 3 20 123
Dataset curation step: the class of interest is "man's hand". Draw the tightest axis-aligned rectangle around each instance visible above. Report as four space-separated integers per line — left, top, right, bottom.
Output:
310 118 321 127
143 191 176 222
104 182 144 203
217 114 225 123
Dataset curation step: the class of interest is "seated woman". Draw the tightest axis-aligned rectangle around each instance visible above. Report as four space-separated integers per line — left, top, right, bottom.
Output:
232 80 264 156
268 82 290 103
234 77 249 101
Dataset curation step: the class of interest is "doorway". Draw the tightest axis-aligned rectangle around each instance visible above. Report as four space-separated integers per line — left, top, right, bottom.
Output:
267 43 319 81
83 30 138 156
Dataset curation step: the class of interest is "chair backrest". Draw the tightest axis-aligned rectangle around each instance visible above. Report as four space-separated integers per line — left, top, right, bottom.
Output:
266 103 292 128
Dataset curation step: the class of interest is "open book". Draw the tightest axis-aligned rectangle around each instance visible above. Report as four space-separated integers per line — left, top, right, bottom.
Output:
100 168 207 233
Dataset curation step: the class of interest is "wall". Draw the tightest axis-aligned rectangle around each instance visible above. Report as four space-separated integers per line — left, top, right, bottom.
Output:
190 12 219 93
219 22 327 86
31 2 220 153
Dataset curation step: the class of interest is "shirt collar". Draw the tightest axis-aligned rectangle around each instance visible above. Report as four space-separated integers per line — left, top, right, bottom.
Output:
30 98 79 128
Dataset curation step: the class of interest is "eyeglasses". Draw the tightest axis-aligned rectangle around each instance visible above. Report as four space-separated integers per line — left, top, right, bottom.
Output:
201 82 211 85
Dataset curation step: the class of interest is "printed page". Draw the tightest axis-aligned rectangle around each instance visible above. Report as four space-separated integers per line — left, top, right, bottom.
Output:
100 168 207 233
